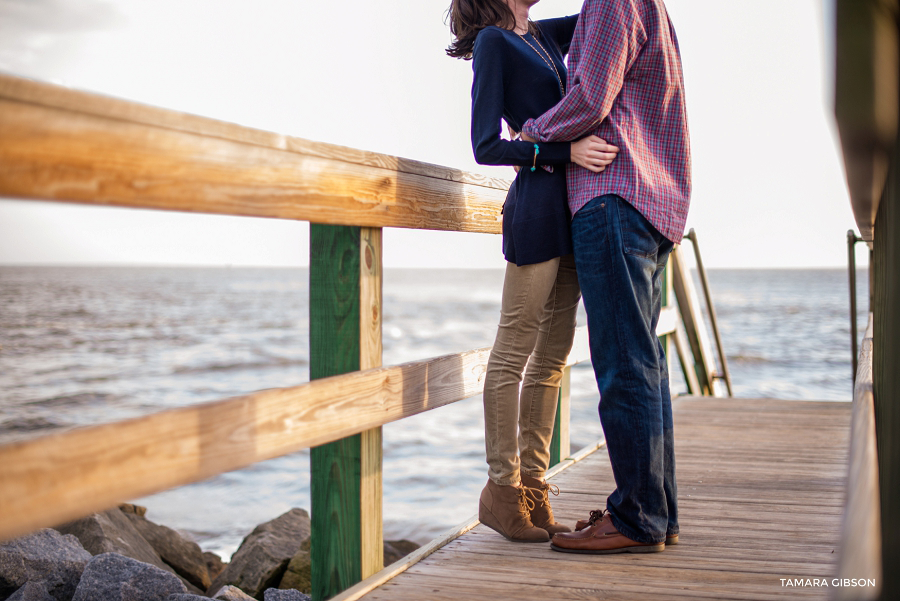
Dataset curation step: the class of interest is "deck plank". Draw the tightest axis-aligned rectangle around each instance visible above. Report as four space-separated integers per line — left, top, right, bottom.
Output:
355 397 850 600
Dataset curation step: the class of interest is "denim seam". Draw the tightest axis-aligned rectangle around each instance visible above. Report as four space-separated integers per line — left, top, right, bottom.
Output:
608 196 652 539
617 198 662 259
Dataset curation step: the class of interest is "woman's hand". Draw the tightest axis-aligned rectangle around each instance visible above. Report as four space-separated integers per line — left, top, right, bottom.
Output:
570 136 620 173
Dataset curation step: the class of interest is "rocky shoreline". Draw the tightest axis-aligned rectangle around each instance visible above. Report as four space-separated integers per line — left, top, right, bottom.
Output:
0 505 419 601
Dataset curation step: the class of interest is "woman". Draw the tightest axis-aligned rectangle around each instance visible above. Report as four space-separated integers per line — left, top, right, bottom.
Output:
447 0 618 542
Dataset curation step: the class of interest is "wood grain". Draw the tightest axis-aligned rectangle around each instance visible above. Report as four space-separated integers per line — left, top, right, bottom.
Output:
0 345 492 543
309 224 365 599
359 227 384 581
330 436 606 601
351 396 851 601
0 315 597 543
0 74 510 191
0 76 507 233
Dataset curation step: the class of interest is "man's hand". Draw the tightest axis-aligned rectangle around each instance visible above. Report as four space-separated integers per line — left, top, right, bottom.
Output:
571 136 619 173
520 132 536 143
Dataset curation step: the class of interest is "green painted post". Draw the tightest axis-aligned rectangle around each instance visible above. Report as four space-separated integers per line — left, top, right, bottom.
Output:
549 366 571 467
309 225 384 600
310 224 362 601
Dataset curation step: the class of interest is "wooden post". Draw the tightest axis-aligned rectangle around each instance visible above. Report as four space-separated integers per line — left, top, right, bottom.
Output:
310 225 383 601
671 245 717 396
358 228 383 581
549 366 571 466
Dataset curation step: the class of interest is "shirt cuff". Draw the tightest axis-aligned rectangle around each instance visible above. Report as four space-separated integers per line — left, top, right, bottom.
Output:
522 118 547 142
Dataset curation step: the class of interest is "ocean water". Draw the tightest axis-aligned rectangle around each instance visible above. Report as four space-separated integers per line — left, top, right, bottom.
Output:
0 265 869 558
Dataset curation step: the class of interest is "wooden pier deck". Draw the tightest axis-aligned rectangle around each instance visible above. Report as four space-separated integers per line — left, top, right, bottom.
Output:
354 396 851 601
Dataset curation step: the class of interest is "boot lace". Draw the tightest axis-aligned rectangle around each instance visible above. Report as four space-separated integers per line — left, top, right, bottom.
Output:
528 481 560 509
516 485 536 517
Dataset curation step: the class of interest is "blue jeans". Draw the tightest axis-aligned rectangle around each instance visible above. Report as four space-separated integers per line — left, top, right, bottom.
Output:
571 194 677 544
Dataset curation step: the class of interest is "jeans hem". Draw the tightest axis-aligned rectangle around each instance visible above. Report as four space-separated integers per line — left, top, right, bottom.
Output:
490 474 521 487
607 509 665 545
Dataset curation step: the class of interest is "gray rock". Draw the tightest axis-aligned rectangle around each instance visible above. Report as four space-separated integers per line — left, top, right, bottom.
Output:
276 539 308 594
122 511 210 590
211 586 255 600
166 595 212 601
382 540 419 565
202 553 225 582
55 510 203 595
71 553 186 601
0 528 91 601
55 510 170 573
263 590 310 601
206 509 310 599
8 582 55 601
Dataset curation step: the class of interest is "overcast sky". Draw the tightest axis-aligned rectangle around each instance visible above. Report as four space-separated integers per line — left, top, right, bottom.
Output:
0 0 859 269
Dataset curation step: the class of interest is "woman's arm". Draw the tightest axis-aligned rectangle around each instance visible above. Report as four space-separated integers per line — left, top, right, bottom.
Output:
536 14 579 55
470 29 571 167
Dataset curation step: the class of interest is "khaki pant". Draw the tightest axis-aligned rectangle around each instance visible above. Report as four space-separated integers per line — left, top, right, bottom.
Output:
483 254 581 485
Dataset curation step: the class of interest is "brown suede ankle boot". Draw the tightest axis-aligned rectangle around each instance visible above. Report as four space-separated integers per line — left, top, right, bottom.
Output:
521 473 571 535
478 479 550 543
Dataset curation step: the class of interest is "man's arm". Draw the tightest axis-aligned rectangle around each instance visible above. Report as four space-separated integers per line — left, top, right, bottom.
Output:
522 0 646 143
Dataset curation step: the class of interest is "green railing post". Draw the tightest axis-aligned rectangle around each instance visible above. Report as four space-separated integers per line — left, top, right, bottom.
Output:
310 225 383 601
549 365 571 467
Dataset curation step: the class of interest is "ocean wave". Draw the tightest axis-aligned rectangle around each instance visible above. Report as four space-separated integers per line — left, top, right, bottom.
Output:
729 354 773 364
25 392 121 407
0 416 70 432
172 358 309 375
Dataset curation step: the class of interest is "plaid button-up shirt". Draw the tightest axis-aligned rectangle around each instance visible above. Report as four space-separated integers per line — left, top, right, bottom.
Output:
522 0 691 243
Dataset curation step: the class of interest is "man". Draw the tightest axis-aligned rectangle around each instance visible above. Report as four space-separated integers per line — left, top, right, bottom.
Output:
521 0 690 554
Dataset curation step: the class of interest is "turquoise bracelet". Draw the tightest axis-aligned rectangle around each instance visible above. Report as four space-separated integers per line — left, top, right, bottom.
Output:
531 143 540 172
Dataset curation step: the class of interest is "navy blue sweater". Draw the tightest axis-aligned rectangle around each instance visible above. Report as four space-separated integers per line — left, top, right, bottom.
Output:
471 15 578 266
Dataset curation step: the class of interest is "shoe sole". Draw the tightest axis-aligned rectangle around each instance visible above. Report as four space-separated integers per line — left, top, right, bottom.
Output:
550 542 665 554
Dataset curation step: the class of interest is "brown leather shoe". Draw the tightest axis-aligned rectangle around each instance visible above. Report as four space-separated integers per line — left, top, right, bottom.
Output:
551 510 665 554
575 509 678 544
479 479 550 543
520 474 571 536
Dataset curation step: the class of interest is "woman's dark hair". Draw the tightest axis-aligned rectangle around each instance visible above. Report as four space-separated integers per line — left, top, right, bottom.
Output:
445 0 536 60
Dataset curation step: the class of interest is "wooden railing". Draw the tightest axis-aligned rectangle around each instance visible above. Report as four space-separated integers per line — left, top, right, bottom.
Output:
0 73 704 600
834 315 882 601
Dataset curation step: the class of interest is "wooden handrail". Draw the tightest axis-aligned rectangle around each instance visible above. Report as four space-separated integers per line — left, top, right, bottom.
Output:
0 73 507 233
834 314 881 601
0 73 696 599
0 346 491 542
0 313 679 545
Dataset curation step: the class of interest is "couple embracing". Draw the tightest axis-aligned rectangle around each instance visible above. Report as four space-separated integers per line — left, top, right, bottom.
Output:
446 0 691 554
